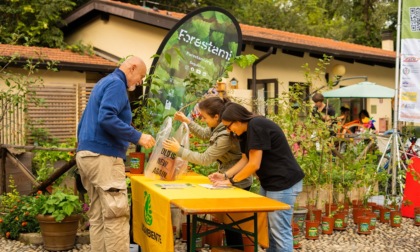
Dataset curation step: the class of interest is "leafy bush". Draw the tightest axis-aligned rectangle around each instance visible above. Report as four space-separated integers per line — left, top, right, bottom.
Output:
28 190 83 223
0 195 40 239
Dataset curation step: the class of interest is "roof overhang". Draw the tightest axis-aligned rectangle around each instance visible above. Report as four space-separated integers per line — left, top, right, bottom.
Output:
63 0 396 68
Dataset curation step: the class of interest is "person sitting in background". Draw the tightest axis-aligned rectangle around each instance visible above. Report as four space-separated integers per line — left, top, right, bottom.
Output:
359 109 376 131
338 106 351 125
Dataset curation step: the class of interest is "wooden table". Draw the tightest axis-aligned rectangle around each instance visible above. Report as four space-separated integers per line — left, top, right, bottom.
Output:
131 174 290 252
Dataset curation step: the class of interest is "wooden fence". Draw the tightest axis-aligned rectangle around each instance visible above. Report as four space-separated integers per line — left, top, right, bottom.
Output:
1 83 95 145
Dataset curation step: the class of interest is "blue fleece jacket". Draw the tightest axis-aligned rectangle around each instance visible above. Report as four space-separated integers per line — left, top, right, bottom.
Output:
77 69 141 159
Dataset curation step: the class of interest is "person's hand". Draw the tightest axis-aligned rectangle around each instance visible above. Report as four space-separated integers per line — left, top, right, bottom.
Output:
208 172 225 182
174 111 190 124
162 137 181 153
138 133 155 149
213 179 232 187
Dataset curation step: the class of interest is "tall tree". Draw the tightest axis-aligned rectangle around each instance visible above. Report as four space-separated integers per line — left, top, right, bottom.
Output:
0 0 76 48
143 0 398 48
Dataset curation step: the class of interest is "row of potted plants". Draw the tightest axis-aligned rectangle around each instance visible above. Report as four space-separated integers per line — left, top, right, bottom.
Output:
292 200 420 244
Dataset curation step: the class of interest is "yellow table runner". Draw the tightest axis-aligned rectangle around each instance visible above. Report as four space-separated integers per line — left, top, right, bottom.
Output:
131 174 269 252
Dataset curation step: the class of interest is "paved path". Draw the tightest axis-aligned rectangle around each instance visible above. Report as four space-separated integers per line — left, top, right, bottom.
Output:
1 217 419 251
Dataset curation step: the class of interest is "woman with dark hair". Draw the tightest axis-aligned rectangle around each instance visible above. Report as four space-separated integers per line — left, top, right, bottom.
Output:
163 96 252 250
358 109 376 130
209 102 304 252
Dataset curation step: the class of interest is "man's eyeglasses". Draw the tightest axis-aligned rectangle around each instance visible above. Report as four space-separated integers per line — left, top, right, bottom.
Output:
226 121 234 131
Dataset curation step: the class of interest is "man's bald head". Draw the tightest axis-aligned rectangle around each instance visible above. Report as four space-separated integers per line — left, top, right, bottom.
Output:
120 56 147 91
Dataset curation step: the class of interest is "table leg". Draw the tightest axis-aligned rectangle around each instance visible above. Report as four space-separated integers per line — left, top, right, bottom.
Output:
191 215 198 252
186 215 190 252
254 213 258 252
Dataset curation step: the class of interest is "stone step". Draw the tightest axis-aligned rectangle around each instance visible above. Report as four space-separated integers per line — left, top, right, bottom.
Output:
19 231 90 246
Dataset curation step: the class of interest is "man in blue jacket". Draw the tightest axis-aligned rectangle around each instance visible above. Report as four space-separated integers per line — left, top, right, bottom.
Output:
76 56 155 252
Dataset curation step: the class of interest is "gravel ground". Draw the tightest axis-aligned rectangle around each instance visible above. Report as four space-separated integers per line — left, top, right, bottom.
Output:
1 217 419 252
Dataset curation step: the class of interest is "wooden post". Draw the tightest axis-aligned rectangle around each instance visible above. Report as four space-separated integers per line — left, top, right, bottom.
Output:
1 148 6 194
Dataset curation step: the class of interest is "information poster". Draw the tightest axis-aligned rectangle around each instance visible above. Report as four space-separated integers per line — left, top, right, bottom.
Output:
399 0 420 122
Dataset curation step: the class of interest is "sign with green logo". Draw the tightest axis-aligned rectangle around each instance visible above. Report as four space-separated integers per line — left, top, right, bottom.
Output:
147 6 242 114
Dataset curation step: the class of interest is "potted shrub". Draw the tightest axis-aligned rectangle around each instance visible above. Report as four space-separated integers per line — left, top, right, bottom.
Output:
29 190 83 251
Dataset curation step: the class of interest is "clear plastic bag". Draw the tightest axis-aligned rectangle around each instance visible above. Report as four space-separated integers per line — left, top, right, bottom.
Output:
144 117 175 180
173 122 190 180
144 118 190 181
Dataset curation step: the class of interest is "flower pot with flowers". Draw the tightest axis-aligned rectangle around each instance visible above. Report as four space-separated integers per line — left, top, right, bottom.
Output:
29 189 83 251
0 177 40 240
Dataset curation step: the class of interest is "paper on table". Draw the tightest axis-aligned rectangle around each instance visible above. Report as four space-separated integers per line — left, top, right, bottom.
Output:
198 184 233 190
155 183 193 189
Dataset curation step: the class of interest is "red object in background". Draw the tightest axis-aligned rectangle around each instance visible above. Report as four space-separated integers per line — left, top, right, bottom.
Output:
402 157 420 218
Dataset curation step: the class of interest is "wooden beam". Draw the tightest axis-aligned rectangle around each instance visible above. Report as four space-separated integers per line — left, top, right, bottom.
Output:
30 158 76 195
0 144 75 152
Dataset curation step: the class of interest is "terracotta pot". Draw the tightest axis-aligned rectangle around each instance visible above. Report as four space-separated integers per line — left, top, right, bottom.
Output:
305 220 320 240
324 203 338 217
414 207 420 226
372 205 382 218
379 207 391 224
353 207 364 224
293 207 308 233
129 152 145 174
357 215 371 235
339 201 350 211
321 216 334 235
333 212 346 230
367 202 377 208
181 223 207 245
352 199 363 207
306 208 322 222
205 226 224 247
36 214 81 251
341 209 349 228
367 212 377 230
242 234 255 252
292 222 301 249
390 210 402 227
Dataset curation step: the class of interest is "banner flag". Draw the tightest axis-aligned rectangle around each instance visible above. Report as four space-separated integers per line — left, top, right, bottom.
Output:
147 7 242 117
399 0 420 122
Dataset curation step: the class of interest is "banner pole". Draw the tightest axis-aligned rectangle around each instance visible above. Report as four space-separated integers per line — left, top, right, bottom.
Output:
391 0 403 196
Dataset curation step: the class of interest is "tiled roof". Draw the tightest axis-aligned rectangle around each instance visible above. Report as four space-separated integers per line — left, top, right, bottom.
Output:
86 0 395 65
0 44 117 69
239 23 395 61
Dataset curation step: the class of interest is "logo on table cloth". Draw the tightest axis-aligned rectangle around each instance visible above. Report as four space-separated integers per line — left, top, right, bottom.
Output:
142 191 163 243
144 191 153 225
